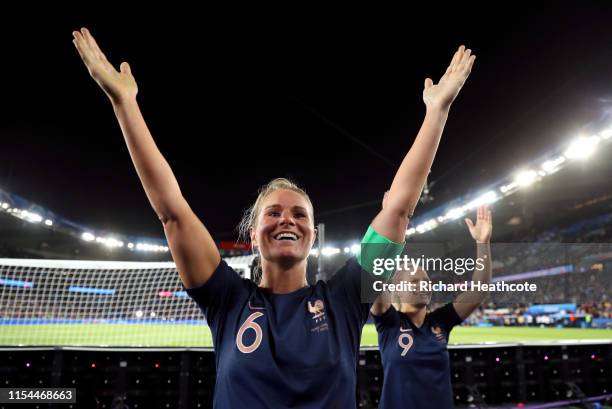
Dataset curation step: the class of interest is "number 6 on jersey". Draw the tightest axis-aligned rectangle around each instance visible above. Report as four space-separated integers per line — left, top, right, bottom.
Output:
236 312 264 354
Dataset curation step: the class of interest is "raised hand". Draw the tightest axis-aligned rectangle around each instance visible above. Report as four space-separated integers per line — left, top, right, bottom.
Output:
465 205 492 244
72 28 137 104
423 45 475 111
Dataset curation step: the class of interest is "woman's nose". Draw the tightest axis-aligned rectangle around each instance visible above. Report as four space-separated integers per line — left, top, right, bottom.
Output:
279 212 295 225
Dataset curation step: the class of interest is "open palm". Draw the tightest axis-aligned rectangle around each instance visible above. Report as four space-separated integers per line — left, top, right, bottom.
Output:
423 45 475 110
465 205 492 243
72 28 137 103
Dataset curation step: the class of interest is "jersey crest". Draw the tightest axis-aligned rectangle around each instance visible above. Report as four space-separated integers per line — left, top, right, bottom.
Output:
431 323 446 342
307 299 328 333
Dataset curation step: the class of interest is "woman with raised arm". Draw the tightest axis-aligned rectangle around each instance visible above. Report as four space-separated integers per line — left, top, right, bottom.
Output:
72 27 475 408
370 205 493 409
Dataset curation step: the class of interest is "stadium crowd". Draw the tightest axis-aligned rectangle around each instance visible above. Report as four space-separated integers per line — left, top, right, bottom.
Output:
2 209 612 327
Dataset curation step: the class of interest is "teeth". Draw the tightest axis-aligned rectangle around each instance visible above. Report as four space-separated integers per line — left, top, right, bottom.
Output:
275 232 298 240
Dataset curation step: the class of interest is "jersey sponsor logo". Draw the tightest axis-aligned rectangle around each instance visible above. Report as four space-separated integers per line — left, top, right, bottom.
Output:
398 332 414 356
399 326 412 333
236 312 264 354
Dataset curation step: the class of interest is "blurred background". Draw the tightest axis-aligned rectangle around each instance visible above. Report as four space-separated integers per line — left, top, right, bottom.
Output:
1 3 612 408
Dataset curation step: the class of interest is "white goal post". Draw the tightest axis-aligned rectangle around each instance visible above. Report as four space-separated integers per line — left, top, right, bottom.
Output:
0 256 254 347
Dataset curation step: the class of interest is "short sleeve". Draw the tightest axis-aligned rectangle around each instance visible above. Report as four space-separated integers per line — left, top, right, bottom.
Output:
428 303 463 333
327 257 372 324
373 305 398 332
185 259 245 332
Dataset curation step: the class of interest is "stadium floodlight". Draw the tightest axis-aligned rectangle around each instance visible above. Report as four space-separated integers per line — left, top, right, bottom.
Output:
445 207 465 220
500 181 517 194
309 248 319 256
599 129 612 139
405 227 416 237
416 219 438 234
135 310 144 318
343 247 350 254
350 244 360 254
81 232 95 242
19 210 43 223
464 190 498 211
107 239 124 248
127 243 134 249
137 242 160 252
322 247 341 257
515 170 538 187
564 136 599 160
1 202 8 209
44 219 53 226
541 156 566 174
93 236 124 248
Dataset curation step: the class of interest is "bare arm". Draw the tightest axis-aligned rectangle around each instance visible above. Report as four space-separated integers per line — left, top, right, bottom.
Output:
73 28 219 288
370 300 391 316
453 206 493 320
372 46 476 242
370 290 392 316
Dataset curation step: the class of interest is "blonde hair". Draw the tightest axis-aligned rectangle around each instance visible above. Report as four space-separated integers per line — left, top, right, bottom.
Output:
238 178 314 244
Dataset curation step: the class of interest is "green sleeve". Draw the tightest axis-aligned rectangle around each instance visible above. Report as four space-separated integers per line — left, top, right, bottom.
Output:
356 225 405 279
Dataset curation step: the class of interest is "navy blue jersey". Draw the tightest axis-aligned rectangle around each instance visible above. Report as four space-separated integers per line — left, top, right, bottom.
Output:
186 257 371 408
374 303 462 409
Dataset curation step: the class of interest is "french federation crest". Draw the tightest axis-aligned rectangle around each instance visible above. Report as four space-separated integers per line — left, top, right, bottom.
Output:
431 324 445 342
308 299 326 322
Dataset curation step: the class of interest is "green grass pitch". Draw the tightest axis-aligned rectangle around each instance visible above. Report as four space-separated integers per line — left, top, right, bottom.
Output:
0 324 611 347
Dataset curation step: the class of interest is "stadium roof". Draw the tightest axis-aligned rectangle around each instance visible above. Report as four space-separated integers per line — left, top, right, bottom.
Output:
2 5 612 245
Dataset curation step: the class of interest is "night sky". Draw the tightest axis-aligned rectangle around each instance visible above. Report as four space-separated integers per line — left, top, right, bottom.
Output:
2 4 612 243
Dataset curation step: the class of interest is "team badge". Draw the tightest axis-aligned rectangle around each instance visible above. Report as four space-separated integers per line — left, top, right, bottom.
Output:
431 324 445 342
307 299 328 333
308 299 326 322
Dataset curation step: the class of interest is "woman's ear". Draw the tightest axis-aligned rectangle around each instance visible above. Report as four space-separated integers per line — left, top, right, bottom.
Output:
250 226 257 249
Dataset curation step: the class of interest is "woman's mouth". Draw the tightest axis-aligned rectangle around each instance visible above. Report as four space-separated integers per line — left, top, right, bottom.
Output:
273 232 299 241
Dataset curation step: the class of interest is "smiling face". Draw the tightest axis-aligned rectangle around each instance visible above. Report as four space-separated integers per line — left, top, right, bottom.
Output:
250 189 316 266
393 267 432 307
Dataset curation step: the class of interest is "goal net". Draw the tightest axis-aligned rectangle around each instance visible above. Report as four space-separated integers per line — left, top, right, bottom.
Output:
0 256 254 347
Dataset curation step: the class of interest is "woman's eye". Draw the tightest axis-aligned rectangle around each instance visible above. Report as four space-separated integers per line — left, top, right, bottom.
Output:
295 213 306 218
268 211 280 217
